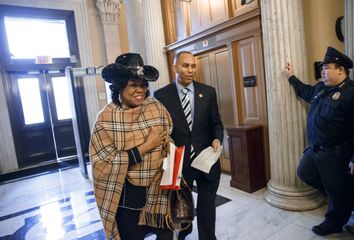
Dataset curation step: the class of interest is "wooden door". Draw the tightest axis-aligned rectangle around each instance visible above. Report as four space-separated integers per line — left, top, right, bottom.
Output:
7 70 76 167
195 47 235 173
8 72 57 167
233 36 269 179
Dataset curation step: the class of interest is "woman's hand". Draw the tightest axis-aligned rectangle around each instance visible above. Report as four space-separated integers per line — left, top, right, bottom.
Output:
137 127 166 155
146 127 166 149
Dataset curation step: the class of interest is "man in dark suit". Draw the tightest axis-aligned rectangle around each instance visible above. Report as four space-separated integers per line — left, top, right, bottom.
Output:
154 51 224 240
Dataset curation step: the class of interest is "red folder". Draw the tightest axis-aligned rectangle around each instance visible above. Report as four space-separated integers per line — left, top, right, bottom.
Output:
160 145 185 190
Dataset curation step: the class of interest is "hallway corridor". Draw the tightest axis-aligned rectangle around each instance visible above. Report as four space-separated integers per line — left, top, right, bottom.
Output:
0 166 353 240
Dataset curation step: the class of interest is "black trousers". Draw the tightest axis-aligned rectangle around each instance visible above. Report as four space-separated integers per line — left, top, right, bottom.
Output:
297 145 354 227
179 173 220 240
116 207 173 240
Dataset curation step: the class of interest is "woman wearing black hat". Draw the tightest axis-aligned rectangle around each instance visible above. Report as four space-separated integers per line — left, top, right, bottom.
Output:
89 53 174 240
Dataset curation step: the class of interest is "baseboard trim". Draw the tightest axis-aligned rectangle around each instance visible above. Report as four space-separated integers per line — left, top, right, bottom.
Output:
0 158 79 183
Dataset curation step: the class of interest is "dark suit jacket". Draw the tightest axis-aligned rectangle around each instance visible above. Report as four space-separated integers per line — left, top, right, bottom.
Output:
154 81 224 180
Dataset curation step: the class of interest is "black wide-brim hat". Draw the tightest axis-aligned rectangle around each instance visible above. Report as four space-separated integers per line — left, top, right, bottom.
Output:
102 53 159 83
320 46 353 69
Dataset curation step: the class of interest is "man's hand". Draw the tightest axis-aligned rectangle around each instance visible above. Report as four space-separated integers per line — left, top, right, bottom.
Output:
211 139 221 152
349 162 354 175
284 63 294 79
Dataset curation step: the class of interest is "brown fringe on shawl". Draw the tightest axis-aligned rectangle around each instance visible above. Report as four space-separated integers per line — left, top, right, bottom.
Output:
138 177 169 228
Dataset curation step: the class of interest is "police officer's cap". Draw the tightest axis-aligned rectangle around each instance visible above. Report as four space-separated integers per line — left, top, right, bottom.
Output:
320 46 353 69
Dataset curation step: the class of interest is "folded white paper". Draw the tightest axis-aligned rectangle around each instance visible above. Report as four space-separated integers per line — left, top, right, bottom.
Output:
191 146 222 173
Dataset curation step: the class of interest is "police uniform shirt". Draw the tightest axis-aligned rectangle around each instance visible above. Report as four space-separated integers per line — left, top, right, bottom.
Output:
288 76 354 163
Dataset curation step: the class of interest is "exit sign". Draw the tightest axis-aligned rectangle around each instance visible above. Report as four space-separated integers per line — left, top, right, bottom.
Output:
36 56 53 64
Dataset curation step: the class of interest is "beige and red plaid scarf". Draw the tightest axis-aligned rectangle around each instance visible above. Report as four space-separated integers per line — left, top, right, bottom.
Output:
89 97 173 240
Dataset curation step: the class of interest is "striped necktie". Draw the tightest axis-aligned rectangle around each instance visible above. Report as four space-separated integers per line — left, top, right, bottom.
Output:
181 88 195 158
181 88 192 130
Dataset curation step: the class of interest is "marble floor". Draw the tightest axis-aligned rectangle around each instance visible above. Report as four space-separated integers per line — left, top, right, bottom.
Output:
0 165 353 240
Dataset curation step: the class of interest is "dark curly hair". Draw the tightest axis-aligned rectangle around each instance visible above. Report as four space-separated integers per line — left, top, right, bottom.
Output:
109 76 150 105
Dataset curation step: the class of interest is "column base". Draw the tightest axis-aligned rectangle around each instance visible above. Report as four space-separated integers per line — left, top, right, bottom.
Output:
264 180 325 211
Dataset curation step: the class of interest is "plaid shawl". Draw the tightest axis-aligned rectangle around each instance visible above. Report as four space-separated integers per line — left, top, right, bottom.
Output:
89 97 173 240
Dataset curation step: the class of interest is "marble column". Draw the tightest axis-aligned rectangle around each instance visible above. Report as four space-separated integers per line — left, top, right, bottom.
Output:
123 0 146 59
345 0 354 80
96 0 122 63
141 0 170 92
261 0 324 210
0 69 18 172
96 0 122 101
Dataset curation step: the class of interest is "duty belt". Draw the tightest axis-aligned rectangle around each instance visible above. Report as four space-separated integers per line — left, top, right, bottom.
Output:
310 143 352 153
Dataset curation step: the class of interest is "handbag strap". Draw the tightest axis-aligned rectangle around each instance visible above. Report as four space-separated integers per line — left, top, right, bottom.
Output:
165 215 192 231
180 178 192 192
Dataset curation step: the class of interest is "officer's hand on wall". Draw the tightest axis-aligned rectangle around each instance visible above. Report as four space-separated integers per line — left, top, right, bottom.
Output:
284 63 294 79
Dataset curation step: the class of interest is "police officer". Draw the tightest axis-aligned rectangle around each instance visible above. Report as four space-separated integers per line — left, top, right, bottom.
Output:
284 46 354 236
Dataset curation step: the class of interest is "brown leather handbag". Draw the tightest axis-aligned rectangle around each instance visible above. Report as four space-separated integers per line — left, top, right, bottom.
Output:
166 178 195 230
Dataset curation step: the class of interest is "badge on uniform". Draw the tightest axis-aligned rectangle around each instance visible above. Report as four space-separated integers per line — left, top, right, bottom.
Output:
332 91 341 100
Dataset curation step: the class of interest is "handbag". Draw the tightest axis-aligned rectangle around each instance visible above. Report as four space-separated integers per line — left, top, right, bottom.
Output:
166 178 195 230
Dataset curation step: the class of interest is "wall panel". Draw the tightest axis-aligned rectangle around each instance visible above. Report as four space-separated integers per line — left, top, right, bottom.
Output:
190 0 229 35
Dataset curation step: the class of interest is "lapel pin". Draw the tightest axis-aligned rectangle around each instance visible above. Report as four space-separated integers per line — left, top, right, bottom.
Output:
199 93 203 98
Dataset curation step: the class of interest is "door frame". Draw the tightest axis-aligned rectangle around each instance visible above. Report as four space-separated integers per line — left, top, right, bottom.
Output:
0 3 93 176
0 6 80 167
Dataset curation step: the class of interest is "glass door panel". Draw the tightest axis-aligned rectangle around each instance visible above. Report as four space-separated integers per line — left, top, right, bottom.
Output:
9 73 56 167
18 77 45 125
47 74 76 159
52 76 72 120
4 16 70 59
